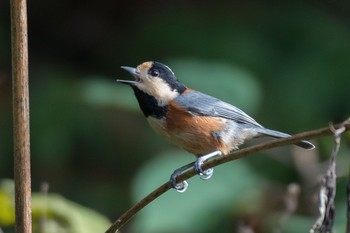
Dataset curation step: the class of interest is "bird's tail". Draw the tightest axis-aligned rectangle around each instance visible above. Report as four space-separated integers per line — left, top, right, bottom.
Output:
256 128 315 150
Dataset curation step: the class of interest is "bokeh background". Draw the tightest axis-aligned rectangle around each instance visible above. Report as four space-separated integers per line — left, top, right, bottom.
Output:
1 1 350 232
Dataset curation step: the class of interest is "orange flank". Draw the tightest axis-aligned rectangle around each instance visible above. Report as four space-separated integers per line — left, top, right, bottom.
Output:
166 101 230 155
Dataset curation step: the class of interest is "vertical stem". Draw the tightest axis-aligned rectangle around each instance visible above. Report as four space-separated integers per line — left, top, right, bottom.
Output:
347 166 350 233
10 0 31 232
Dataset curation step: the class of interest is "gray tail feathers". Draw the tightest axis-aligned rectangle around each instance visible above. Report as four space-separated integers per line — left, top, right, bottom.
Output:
256 128 315 150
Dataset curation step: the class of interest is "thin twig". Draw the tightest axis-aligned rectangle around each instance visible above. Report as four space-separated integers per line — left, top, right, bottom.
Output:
347 165 350 233
106 119 350 233
11 0 31 232
310 122 347 233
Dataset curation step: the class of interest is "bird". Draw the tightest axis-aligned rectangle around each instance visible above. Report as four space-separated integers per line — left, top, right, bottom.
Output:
117 61 315 192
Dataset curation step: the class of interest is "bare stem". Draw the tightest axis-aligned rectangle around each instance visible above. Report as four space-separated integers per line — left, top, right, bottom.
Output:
347 166 350 233
11 0 31 232
106 119 350 233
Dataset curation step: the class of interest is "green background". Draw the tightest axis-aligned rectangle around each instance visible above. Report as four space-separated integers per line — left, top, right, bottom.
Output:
1 1 350 232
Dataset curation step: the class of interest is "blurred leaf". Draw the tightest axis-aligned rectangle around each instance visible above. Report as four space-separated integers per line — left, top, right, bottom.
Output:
80 77 139 112
0 179 110 232
131 150 263 233
0 192 15 226
168 59 262 114
32 193 111 233
0 179 15 226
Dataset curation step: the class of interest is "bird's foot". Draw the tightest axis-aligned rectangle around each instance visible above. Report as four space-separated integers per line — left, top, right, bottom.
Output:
169 162 194 193
194 151 222 180
170 151 222 192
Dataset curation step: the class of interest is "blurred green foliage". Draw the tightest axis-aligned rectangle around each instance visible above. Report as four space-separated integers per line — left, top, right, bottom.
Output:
0 179 110 233
131 151 264 233
32 193 110 233
1 1 350 233
0 180 15 226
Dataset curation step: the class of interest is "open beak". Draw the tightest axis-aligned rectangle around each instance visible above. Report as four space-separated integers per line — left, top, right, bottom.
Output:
117 66 139 85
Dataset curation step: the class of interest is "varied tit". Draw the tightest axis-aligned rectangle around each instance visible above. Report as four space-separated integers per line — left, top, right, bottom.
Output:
117 61 315 192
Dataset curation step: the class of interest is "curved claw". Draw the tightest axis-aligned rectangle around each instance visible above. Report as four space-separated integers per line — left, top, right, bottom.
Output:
170 173 189 193
169 162 194 193
194 158 214 179
200 168 214 180
194 151 222 180
173 180 189 193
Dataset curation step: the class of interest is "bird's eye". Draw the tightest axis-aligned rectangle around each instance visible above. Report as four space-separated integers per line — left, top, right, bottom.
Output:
150 69 160 77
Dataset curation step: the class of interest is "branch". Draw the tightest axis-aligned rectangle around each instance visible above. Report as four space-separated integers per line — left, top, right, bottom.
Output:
106 118 350 233
347 165 350 233
310 122 347 233
11 0 31 232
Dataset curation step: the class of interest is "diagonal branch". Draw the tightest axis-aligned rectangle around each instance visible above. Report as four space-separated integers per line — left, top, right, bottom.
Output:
106 118 350 233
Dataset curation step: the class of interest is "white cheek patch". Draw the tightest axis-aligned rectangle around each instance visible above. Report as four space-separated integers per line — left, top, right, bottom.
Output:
136 77 179 106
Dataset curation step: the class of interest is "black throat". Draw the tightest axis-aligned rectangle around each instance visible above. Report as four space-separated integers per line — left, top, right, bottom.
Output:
131 87 168 119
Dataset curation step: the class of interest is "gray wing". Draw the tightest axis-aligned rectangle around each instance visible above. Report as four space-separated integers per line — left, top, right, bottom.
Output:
174 91 263 128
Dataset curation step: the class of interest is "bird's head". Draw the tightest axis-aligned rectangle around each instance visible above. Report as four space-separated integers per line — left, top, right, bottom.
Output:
118 61 186 106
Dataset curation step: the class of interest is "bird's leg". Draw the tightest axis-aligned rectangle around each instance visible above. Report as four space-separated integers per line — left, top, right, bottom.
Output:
195 150 222 180
170 161 194 193
170 151 222 192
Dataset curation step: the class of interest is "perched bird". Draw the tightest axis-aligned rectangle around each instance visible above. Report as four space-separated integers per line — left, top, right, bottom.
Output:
117 61 314 192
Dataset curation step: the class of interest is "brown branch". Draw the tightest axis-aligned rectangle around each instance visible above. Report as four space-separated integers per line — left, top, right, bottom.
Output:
309 122 346 233
106 118 350 233
347 166 350 233
11 0 31 232
344 127 350 233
